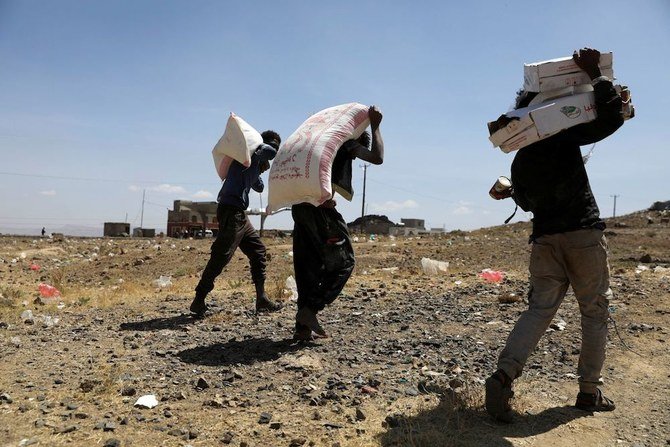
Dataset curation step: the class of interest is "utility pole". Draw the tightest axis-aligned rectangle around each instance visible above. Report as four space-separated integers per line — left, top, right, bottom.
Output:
360 163 370 219
140 189 146 230
610 194 619 219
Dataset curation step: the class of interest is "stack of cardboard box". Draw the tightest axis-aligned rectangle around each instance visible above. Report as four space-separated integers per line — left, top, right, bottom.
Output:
488 52 634 153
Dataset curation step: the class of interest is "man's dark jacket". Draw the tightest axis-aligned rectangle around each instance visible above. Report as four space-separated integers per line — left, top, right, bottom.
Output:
511 80 624 238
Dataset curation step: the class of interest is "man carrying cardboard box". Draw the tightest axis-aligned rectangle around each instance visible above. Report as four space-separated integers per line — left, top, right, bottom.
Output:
485 48 625 423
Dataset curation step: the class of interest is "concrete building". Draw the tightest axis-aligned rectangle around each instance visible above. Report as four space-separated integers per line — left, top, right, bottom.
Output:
389 218 428 236
103 222 130 237
133 228 156 238
167 200 219 238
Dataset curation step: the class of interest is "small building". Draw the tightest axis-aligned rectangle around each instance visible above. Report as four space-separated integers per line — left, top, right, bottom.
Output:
389 218 428 236
347 215 397 234
104 222 130 237
133 228 156 238
167 200 219 238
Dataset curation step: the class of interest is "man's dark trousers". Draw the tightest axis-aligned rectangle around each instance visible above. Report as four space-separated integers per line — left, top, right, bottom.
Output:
291 203 355 313
195 205 266 298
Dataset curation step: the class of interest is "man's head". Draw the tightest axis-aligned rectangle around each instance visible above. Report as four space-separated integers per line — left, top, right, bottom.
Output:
514 89 538 110
356 131 371 149
261 130 281 150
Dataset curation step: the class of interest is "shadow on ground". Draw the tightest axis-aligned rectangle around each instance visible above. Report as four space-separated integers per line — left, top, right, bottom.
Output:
119 313 197 331
176 337 312 366
377 388 590 447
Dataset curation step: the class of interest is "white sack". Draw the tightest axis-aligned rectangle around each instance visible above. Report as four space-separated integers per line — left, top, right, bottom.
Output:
266 103 370 213
212 113 263 180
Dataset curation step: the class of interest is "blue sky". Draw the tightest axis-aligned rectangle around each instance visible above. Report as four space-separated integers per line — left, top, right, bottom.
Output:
1 0 668 235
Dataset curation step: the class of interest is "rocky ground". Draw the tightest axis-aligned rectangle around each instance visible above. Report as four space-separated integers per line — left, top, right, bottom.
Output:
1 211 669 447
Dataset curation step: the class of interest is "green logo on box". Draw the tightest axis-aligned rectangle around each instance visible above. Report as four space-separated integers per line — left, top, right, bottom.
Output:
560 106 581 119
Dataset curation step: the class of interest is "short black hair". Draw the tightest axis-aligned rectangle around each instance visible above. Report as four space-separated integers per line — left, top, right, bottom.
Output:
356 130 371 149
261 130 281 149
515 90 538 109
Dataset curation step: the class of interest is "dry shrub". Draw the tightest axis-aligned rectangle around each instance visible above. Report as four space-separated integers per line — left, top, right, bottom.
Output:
374 383 487 447
227 278 244 289
66 280 152 309
266 262 295 301
0 286 22 307
49 267 68 296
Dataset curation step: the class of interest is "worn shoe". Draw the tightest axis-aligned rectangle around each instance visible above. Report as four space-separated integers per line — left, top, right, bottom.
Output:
255 294 283 313
485 370 514 423
575 389 615 412
189 296 209 317
293 322 314 341
296 307 328 337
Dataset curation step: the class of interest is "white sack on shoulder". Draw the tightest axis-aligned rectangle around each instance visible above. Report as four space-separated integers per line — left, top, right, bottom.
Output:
212 113 264 180
267 103 370 213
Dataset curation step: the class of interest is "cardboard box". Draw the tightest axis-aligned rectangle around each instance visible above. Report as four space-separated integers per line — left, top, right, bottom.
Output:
523 52 613 92
489 91 598 153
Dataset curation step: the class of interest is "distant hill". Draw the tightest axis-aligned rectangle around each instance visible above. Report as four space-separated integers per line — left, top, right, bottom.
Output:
0 224 102 238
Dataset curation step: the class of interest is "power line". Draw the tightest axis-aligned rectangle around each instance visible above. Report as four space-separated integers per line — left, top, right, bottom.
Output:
366 178 495 212
0 170 206 186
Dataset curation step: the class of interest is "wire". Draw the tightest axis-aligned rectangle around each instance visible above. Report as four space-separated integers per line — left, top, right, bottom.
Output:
0 170 206 186
609 315 642 357
366 178 495 212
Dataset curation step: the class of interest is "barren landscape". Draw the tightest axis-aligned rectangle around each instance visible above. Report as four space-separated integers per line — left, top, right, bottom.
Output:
1 211 669 447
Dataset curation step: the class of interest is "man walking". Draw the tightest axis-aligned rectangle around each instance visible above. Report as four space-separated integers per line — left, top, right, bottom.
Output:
292 106 384 340
486 48 625 422
190 130 283 317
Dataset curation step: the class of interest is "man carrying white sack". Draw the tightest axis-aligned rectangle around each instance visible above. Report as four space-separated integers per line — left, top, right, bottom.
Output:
190 130 283 317
292 106 384 341
485 48 625 422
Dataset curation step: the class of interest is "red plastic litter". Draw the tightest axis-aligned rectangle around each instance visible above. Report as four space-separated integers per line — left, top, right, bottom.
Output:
38 283 61 298
479 269 505 283
30 264 41 271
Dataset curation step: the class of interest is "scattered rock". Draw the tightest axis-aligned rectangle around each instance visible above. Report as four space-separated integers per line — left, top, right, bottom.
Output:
355 407 367 421
79 379 100 393
121 386 136 396
640 254 653 263
54 425 77 434
220 431 235 444
103 439 121 447
258 412 272 424
168 428 186 437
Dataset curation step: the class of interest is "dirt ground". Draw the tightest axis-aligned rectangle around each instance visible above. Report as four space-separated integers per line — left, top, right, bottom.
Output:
1 211 669 447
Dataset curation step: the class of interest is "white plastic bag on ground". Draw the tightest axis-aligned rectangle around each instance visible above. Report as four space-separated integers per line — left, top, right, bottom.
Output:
267 103 370 213
285 275 298 301
421 258 449 275
153 275 172 288
212 113 264 180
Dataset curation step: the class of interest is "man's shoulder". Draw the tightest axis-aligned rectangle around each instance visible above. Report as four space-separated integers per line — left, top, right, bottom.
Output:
338 140 361 156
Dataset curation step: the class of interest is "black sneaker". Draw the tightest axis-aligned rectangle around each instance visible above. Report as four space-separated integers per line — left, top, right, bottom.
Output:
255 294 283 313
189 297 208 317
485 370 514 423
